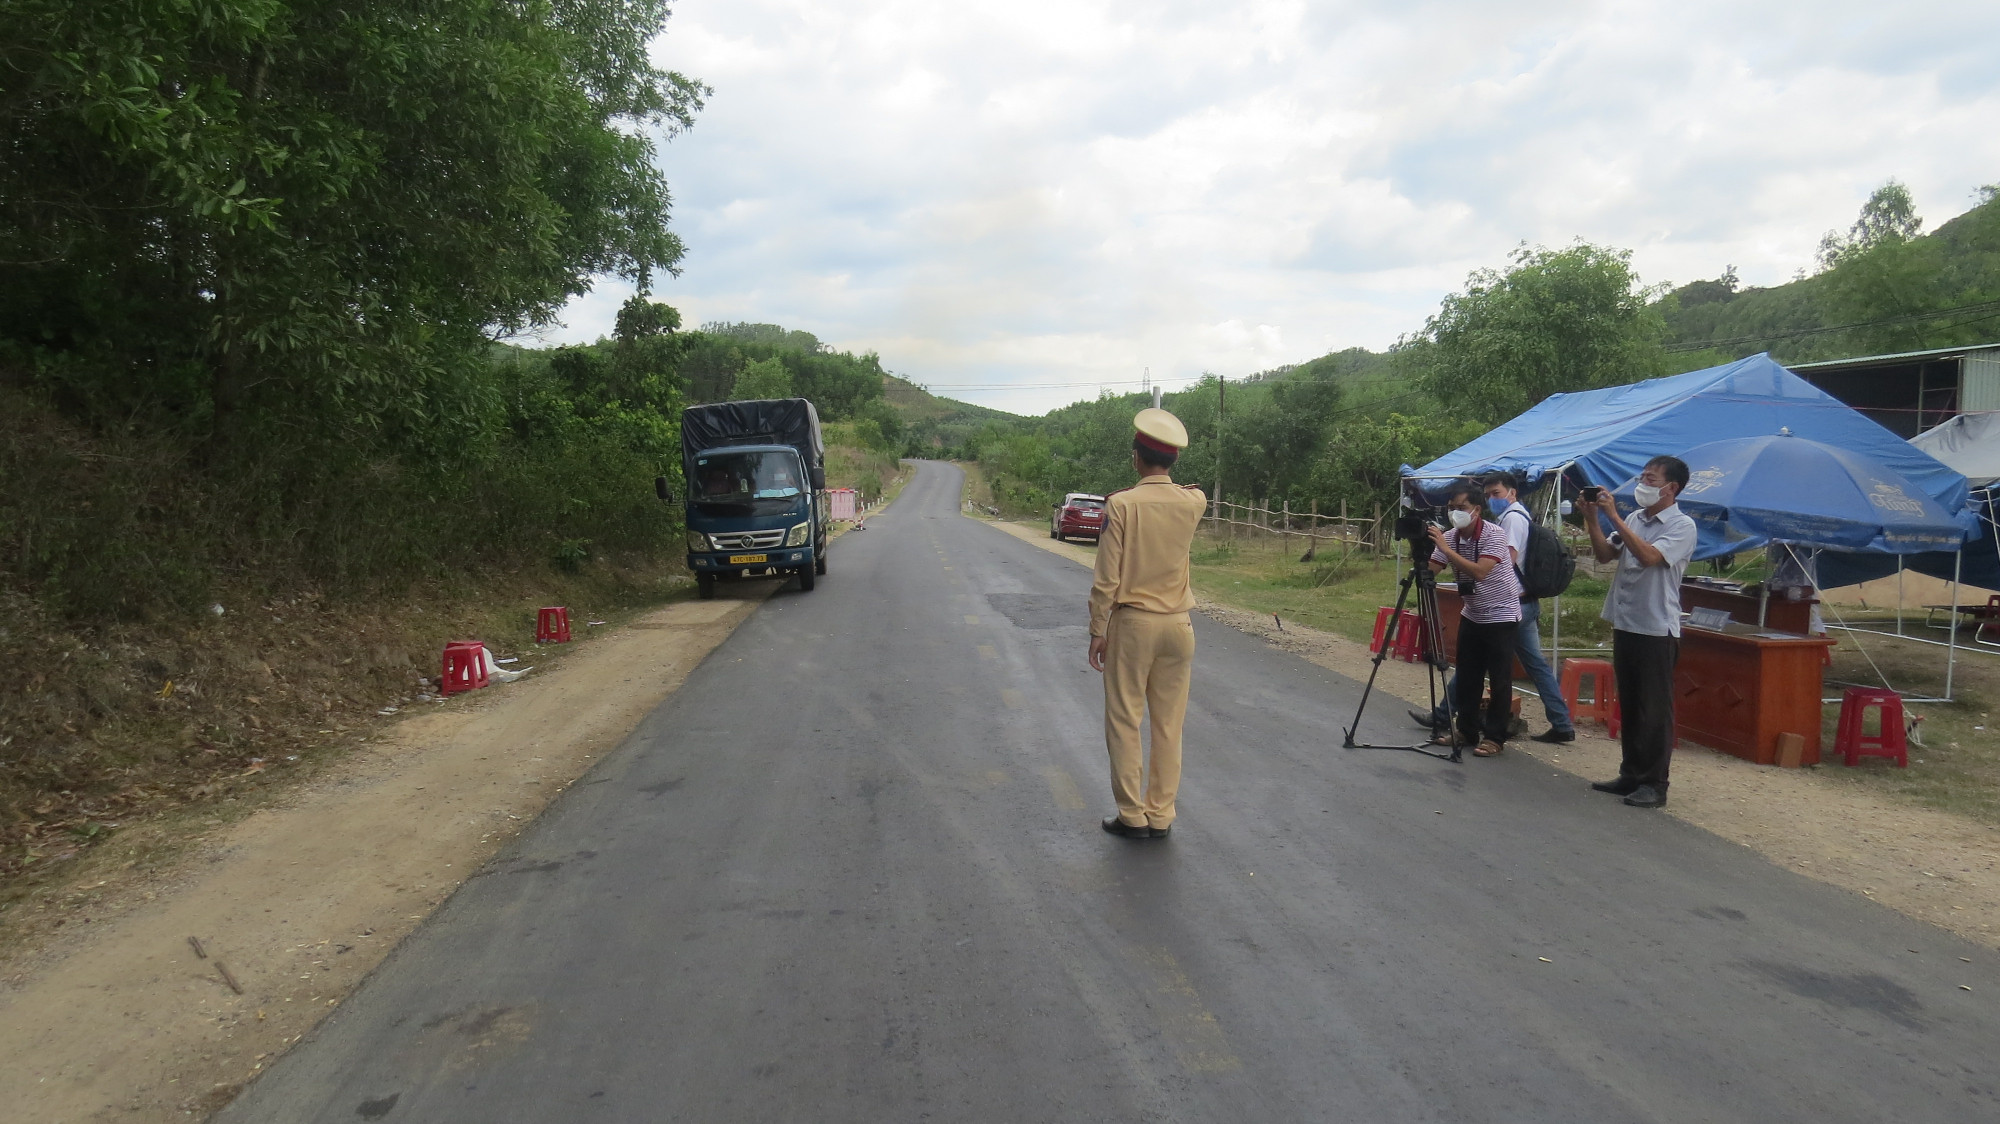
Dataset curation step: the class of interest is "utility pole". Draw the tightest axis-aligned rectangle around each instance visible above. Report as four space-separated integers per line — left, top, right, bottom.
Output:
1213 375 1226 524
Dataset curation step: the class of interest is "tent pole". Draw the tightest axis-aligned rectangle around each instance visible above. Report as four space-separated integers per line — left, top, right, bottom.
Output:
1896 557 1904 638
1947 548 1962 702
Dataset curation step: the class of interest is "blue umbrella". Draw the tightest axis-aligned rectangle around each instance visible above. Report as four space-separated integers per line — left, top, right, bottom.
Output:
1608 432 1973 554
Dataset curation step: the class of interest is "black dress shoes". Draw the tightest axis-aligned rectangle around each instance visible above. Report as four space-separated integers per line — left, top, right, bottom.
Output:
1102 816 1153 839
1590 776 1640 795
1150 825 1171 839
1531 727 1576 744
1622 785 1667 808
1408 708 1443 731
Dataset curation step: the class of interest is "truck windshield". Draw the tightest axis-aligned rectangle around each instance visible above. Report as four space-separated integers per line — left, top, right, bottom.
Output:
691 450 805 516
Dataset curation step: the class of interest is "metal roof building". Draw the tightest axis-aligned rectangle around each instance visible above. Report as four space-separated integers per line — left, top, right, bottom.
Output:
1788 342 2000 437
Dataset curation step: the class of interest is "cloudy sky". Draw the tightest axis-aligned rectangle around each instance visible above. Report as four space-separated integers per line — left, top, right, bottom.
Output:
548 0 2000 415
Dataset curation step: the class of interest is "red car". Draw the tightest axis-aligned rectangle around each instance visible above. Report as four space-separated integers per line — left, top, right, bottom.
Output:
1050 493 1106 542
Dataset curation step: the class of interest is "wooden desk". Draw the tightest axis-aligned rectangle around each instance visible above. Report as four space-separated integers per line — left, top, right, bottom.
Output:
1676 623 1835 766
1679 583 1815 634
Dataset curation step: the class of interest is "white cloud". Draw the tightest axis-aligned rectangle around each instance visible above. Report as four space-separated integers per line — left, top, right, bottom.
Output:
549 0 2000 414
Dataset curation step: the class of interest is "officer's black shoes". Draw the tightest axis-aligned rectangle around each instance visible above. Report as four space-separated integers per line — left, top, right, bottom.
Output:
1531 727 1577 744
1590 776 1640 795
1102 817 1153 839
1149 825 1172 840
1408 708 1442 730
1622 784 1667 808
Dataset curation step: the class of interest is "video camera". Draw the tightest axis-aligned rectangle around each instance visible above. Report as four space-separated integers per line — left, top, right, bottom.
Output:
1394 504 1445 548
1394 482 1447 549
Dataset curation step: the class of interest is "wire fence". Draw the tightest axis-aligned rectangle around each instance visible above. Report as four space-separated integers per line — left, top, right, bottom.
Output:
1204 498 1389 558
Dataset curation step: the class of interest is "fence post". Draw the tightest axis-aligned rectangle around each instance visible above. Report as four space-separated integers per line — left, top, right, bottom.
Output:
1372 502 1382 559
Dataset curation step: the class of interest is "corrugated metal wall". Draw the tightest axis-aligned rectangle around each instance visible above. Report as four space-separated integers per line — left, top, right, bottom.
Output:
1960 348 2000 412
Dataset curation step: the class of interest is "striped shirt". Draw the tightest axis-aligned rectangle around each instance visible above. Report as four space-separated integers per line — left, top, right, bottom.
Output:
1432 520 1523 624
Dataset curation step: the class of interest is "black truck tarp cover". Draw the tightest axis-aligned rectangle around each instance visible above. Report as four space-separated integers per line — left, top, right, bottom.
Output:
680 398 825 482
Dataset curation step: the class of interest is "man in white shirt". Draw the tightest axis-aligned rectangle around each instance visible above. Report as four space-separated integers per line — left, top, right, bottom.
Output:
1584 456 1698 809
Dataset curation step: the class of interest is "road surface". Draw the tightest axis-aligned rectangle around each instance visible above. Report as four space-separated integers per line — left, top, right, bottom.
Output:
220 461 2000 1122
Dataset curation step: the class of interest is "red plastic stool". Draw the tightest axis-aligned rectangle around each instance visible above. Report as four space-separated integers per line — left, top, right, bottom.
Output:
440 641 490 696
1561 658 1618 728
1834 686 1907 767
536 606 572 643
1369 607 1397 654
1392 610 1428 663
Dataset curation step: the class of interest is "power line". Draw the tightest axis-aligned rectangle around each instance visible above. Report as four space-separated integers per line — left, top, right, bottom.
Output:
918 374 1214 391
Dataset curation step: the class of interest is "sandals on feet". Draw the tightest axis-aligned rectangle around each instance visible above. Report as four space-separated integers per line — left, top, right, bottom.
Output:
1474 740 1504 757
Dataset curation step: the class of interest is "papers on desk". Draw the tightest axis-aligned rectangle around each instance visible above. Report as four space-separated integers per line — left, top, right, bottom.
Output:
1687 606 1733 631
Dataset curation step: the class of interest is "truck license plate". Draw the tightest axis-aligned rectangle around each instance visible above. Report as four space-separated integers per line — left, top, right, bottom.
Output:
728 553 768 564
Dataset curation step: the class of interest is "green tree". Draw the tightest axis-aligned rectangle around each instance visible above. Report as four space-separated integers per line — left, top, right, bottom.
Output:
733 356 794 399
1817 180 1924 270
0 0 708 447
1403 242 1667 425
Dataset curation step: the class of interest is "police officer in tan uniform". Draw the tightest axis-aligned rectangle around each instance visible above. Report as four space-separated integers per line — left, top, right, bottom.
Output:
1088 408 1208 840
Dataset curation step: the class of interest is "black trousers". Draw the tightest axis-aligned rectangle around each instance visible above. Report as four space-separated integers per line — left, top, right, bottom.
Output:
1454 619 1518 746
1612 629 1680 789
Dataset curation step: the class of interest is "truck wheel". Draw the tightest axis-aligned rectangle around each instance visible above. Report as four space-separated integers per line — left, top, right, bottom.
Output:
798 565 816 592
697 574 715 600
815 552 827 575
1054 530 1065 542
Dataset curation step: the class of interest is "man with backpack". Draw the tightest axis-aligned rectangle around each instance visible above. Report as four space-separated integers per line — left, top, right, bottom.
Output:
1410 471 1576 743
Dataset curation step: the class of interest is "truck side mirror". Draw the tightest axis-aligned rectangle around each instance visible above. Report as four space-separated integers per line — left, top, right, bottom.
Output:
654 476 674 504
809 466 826 490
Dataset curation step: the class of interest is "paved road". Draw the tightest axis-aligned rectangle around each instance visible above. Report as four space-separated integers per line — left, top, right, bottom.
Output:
221 461 1999 1123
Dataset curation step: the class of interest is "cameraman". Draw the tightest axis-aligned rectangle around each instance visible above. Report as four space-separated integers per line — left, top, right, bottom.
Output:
1427 481 1523 757
1409 471 1575 743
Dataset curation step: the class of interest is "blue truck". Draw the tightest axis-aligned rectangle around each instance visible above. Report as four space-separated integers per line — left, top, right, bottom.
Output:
660 398 830 600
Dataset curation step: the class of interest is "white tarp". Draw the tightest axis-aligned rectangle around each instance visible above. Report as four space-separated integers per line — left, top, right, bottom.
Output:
1913 411 2000 487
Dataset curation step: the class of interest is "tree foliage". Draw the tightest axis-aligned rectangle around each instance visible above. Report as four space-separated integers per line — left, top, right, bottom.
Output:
733 357 795 400
0 0 707 445
1403 242 1667 425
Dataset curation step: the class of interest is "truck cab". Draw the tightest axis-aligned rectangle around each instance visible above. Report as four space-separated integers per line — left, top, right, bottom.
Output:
673 399 829 599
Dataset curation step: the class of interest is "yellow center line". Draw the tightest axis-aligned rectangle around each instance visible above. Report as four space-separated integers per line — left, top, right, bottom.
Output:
1139 946 1243 1074
1000 688 1024 708
963 614 979 625
1040 765 1086 811
977 644 998 660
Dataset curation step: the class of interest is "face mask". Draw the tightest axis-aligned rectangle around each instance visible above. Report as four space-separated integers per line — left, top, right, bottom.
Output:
1486 497 1507 516
1634 483 1662 507
1448 509 1474 530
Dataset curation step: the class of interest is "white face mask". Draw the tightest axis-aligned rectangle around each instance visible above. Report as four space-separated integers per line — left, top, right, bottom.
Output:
1634 483 1663 507
1448 509 1474 530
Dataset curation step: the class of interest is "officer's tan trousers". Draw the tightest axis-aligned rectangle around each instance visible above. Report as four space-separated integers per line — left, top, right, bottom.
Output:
1103 607 1196 828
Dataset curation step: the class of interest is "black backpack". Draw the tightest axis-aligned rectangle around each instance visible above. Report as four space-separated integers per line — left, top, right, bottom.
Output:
1509 507 1576 601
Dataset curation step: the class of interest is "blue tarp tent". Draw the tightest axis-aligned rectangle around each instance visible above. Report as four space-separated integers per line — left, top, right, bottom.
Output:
1403 354 1973 561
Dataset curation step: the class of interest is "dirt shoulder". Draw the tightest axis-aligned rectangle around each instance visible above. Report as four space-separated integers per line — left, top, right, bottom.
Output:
0 591 771 1122
979 517 2000 952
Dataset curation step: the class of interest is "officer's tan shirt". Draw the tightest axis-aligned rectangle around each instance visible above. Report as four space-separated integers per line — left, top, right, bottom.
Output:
1089 476 1208 637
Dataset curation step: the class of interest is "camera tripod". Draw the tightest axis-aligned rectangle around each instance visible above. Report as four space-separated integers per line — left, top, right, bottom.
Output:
1341 536 1461 762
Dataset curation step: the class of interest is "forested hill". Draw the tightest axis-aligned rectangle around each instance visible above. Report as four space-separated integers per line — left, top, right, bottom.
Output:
1660 185 2000 364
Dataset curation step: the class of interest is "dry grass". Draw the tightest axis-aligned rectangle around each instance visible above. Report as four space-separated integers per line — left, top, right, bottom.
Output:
0 556 695 930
